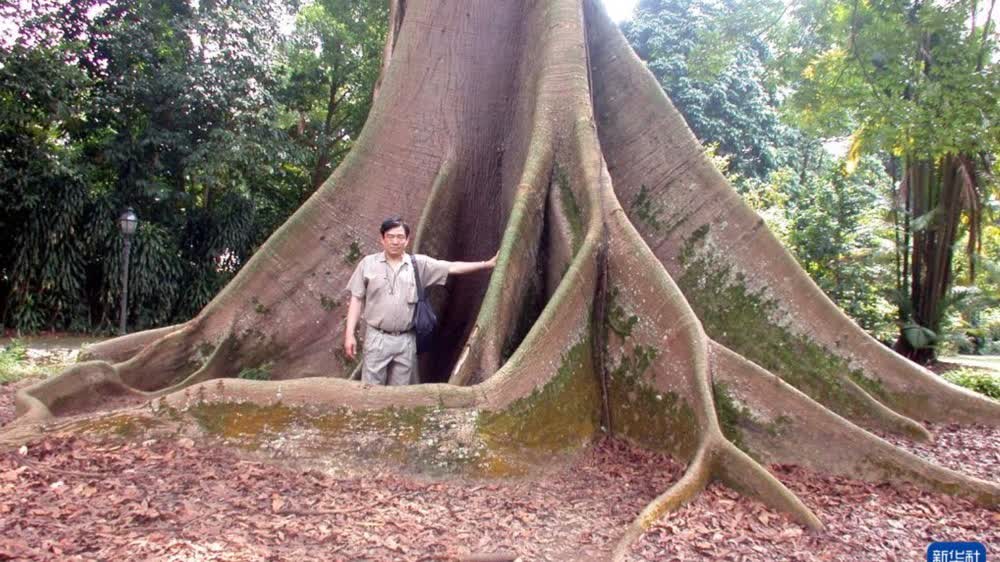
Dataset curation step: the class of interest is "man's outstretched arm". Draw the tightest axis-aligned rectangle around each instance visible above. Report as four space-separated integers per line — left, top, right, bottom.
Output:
447 252 498 275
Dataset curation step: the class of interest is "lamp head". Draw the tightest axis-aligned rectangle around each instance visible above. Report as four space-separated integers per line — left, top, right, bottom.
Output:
119 208 138 237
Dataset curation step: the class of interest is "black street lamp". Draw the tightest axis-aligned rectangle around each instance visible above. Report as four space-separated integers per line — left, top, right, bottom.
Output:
118 208 138 335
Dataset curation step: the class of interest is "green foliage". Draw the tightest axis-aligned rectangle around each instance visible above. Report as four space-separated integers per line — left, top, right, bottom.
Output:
0 340 29 383
0 0 385 334
279 0 387 188
946 221 1000 354
626 0 996 356
942 368 1000 400
775 0 999 359
783 150 898 339
237 364 273 381
624 0 787 180
778 0 999 159
0 339 64 383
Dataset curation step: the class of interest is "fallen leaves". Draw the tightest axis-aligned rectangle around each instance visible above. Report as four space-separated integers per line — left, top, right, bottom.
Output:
1 381 998 561
629 425 1000 561
0 435 682 561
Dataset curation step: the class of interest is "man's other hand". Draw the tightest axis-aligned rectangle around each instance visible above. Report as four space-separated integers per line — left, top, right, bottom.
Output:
345 333 358 359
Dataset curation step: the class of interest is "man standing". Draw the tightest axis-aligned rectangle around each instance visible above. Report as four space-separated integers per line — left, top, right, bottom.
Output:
344 217 497 385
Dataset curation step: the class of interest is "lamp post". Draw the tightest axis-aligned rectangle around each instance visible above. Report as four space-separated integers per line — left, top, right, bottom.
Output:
118 208 138 335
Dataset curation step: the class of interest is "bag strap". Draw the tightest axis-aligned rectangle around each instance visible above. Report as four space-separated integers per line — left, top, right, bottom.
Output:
410 254 426 302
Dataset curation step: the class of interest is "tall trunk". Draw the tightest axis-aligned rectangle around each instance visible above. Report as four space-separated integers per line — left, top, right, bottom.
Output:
894 155 975 364
7 1 998 552
889 156 902 296
310 73 345 190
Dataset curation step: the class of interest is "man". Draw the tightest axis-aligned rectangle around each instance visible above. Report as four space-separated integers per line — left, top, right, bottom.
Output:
344 217 497 385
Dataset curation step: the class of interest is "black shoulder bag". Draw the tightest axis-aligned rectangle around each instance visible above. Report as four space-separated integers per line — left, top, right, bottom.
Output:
410 255 438 354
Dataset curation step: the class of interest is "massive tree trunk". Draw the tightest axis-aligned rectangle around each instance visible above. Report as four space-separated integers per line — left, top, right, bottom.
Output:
5 0 999 556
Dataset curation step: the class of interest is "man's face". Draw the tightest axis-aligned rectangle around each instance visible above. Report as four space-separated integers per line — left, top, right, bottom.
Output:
381 225 409 257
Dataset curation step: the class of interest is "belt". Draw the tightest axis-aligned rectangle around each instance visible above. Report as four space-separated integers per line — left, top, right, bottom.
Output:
369 325 412 336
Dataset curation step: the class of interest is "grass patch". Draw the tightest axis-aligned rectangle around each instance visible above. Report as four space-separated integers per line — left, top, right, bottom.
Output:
237 363 273 381
942 368 1000 400
0 340 64 383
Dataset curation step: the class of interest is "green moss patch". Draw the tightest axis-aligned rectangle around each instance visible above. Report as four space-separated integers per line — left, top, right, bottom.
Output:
632 185 664 232
677 228 911 423
478 338 601 453
605 343 700 459
712 382 793 458
553 163 584 252
185 401 525 477
250 296 270 315
344 240 362 265
190 402 297 440
67 413 160 438
237 363 272 381
319 294 338 311
606 287 639 338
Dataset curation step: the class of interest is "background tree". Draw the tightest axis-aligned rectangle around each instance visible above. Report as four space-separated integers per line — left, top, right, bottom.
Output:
778 0 1000 362
778 149 898 338
279 0 387 190
624 0 786 180
0 0 385 333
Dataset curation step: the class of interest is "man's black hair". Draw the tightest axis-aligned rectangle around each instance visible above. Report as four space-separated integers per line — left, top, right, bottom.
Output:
380 217 411 238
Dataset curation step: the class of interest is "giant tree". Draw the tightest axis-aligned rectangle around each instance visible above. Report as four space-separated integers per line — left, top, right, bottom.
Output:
6 0 999 557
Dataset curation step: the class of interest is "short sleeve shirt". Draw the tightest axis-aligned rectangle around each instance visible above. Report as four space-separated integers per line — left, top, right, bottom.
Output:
346 252 451 332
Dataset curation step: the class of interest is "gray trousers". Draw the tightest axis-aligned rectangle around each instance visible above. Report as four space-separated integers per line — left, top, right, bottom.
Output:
362 328 416 385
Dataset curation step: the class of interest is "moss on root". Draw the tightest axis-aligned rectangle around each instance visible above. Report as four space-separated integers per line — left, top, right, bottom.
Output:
606 287 639 338
65 414 161 438
477 338 602 453
344 240 363 265
319 294 338 312
181 400 555 478
189 402 297 439
713 382 792 458
631 184 664 232
606 344 700 459
553 163 584 252
677 227 905 424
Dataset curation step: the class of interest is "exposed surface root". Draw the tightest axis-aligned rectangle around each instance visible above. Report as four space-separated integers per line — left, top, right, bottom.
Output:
712 343 1000 506
77 323 186 364
712 441 823 531
612 444 712 561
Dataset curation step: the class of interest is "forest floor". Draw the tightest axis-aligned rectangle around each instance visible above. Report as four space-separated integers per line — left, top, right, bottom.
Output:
0 338 997 561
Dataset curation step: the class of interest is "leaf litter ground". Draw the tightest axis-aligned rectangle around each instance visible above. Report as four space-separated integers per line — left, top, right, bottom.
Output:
1 382 997 561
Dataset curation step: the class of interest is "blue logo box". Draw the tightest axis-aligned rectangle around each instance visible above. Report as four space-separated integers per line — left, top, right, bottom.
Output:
927 542 987 562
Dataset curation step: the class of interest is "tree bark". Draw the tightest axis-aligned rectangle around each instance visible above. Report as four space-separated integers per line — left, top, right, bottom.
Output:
5 0 999 553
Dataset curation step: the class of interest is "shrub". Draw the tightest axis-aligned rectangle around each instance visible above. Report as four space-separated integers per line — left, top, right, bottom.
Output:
943 368 1000 400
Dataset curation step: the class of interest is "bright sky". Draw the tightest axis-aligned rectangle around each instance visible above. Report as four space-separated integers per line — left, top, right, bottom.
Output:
602 0 639 22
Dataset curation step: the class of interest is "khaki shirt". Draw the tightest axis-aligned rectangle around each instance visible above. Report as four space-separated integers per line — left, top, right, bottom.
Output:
346 252 451 332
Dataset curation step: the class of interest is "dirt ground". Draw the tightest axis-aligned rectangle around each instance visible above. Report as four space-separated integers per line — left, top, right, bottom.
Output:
0 338 997 560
